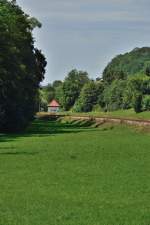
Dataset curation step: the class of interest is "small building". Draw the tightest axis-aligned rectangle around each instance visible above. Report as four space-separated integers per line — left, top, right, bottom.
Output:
47 99 60 113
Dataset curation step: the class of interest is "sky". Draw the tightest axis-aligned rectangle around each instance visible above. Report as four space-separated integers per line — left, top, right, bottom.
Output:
17 0 150 84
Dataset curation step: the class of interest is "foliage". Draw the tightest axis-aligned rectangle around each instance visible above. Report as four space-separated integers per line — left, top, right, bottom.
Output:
0 0 46 132
37 47 150 114
73 81 98 112
95 80 105 108
38 89 48 111
142 95 150 111
144 61 150 76
42 84 55 103
52 80 62 89
92 104 103 112
126 74 150 112
60 69 90 110
54 84 63 104
103 69 127 84
102 74 150 112
103 80 127 111
132 92 143 113
103 47 150 83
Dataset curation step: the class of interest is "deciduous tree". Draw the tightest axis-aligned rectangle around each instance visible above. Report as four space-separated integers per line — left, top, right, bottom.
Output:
0 0 46 132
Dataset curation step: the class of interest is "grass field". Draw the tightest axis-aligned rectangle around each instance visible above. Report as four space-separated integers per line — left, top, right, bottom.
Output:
88 109 150 120
0 119 150 225
61 109 150 120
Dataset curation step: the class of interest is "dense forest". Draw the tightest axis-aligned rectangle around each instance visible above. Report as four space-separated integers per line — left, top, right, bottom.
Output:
103 47 150 83
40 47 150 113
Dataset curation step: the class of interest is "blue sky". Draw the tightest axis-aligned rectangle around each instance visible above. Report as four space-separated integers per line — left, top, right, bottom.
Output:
17 0 150 84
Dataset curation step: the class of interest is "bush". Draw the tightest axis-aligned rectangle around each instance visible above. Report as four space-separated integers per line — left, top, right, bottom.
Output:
142 95 150 111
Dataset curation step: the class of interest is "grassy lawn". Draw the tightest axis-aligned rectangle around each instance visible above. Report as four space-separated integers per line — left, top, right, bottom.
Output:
56 109 150 120
0 119 150 225
88 109 150 120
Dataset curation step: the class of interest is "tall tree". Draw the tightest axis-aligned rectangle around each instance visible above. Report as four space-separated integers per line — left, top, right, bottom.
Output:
73 81 98 112
61 69 89 110
102 80 127 111
0 0 46 132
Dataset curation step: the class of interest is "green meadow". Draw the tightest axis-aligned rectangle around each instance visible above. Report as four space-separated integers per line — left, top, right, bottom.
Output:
0 119 150 225
62 109 150 120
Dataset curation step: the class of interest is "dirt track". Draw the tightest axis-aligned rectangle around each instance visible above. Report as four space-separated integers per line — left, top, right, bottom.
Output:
68 115 150 127
37 113 150 127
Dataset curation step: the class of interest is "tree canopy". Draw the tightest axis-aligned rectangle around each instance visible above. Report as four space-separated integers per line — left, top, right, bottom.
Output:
0 0 46 132
60 69 90 110
103 47 150 83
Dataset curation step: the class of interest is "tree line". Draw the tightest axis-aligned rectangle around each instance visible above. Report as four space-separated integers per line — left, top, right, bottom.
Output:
41 47 150 114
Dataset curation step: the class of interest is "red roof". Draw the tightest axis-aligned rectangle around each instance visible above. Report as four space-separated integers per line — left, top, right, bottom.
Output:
48 99 60 107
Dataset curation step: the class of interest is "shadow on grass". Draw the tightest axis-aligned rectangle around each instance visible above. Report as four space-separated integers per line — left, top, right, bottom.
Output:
25 119 93 135
0 118 95 143
0 151 39 155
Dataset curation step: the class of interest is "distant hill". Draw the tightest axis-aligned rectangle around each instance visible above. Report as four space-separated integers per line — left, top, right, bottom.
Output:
103 47 150 82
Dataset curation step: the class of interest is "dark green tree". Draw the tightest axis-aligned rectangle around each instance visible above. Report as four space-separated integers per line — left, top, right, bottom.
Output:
95 80 105 108
43 84 55 103
142 95 150 111
73 81 98 112
61 69 89 110
125 74 150 112
102 47 150 83
52 80 62 89
0 0 46 132
133 92 143 113
145 63 150 77
103 80 127 111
